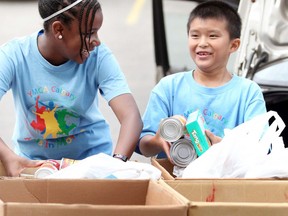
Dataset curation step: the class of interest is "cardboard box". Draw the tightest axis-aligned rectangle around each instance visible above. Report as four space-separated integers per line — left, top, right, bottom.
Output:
151 157 176 180
163 179 288 216
0 179 188 216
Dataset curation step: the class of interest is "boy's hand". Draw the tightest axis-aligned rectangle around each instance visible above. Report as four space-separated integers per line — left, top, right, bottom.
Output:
205 129 222 145
154 131 174 164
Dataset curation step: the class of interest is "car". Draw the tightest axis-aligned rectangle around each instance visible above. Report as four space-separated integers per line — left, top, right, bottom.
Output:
233 0 288 146
152 0 288 146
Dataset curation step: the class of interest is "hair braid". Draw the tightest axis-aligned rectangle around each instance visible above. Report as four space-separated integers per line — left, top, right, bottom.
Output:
79 0 101 58
38 0 101 58
39 0 81 31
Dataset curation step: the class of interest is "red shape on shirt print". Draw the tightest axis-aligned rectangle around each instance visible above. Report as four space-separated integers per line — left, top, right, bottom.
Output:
30 95 46 132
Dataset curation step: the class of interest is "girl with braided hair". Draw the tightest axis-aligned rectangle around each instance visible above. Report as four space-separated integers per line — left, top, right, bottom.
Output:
0 0 143 176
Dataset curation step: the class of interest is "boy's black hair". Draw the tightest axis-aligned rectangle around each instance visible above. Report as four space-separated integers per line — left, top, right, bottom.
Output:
187 0 242 39
38 0 101 59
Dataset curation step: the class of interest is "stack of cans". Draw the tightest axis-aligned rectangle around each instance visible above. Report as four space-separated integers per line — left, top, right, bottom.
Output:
34 158 79 178
34 159 60 178
159 115 187 142
170 138 197 167
159 115 197 167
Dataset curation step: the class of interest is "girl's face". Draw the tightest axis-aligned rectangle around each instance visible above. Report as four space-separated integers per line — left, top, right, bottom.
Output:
60 8 103 64
188 17 239 73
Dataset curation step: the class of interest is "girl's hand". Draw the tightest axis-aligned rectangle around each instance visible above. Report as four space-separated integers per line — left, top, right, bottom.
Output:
3 155 42 177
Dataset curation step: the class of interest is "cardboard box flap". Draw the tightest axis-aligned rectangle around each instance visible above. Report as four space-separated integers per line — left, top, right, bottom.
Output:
150 158 175 180
0 179 45 203
188 202 288 216
0 179 150 205
166 179 288 203
0 179 188 205
146 180 189 205
0 179 188 216
46 179 149 205
4 203 185 216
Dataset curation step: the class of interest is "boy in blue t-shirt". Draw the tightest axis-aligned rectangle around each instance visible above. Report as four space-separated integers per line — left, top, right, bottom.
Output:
137 1 266 162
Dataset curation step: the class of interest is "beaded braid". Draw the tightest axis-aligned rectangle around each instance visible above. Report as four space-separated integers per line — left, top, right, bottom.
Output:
78 0 101 57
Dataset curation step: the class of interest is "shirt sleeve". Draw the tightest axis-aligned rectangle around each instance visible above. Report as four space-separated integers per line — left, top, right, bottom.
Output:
244 81 267 121
96 44 131 103
0 42 15 100
140 81 171 139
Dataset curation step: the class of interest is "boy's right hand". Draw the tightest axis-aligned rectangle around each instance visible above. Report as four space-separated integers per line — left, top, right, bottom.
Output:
154 131 174 164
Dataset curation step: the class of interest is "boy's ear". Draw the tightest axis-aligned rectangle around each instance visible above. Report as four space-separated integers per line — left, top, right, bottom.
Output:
230 38 241 53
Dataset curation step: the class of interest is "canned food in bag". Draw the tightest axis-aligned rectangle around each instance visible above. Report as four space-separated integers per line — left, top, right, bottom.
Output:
34 159 60 179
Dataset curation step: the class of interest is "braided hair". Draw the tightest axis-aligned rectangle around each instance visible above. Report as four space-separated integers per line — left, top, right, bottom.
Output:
38 0 101 58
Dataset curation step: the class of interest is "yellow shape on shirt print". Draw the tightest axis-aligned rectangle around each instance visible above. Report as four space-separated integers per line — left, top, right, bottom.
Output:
33 105 63 139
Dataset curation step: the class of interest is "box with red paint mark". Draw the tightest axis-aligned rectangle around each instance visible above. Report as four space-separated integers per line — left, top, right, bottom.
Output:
163 179 288 216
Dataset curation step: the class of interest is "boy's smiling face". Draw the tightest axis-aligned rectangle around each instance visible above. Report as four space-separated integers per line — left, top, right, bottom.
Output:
188 17 240 73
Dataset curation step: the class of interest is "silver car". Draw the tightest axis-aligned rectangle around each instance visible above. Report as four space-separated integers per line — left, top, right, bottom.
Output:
235 0 288 145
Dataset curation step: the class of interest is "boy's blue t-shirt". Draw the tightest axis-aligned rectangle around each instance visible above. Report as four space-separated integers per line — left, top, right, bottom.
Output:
138 71 266 158
0 30 131 160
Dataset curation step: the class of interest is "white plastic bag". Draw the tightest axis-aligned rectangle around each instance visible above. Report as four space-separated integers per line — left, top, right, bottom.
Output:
245 143 288 178
182 111 285 178
44 153 162 180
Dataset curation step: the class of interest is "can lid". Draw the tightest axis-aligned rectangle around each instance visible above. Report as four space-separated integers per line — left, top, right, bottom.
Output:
34 167 57 179
159 117 184 142
170 138 197 167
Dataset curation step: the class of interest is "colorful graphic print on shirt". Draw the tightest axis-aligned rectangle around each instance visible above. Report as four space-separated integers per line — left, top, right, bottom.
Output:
29 95 79 139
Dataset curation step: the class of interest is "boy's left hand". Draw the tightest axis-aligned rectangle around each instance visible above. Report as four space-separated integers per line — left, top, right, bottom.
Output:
205 129 222 145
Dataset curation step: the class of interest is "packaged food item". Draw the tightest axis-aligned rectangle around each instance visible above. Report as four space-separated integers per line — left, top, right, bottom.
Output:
34 159 60 179
159 115 187 142
186 110 211 156
170 138 197 168
60 158 79 169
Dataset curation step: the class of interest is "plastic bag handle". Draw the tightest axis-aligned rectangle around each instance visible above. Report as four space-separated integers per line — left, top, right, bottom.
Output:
258 111 285 146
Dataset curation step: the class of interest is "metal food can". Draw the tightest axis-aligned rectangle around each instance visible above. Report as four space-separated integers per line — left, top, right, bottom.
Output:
60 158 79 169
159 115 187 143
170 138 197 168
34 159 60 179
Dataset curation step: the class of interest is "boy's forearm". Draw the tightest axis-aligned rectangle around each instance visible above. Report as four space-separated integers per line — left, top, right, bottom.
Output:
139 135 164 157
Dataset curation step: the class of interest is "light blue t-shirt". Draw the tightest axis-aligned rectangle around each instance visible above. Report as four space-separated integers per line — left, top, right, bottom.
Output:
137 71 266 157
0 30 131 160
